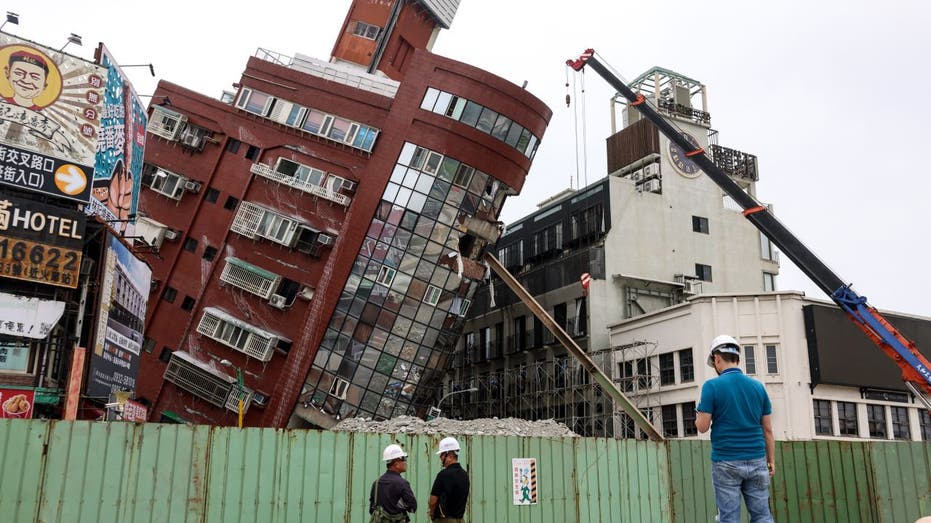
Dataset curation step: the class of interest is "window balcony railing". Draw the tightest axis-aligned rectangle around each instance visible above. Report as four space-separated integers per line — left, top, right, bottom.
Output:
250 163 351 206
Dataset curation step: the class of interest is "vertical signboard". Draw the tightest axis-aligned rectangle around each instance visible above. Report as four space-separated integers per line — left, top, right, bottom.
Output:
86 234 151 398
0 388 34 418
0 194 86 288
88 45 147 235
512 458 539 505
0 33 105 202
63 346 86 420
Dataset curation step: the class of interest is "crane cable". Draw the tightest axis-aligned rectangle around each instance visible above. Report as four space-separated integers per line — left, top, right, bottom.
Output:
566 65 589 190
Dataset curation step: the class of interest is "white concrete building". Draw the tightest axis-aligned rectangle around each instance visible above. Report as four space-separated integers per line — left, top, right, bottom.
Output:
607 291 931 442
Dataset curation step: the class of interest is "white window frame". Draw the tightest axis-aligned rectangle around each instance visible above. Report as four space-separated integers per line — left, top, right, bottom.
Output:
230 201 301 247
196 307 278 362
219 257 281 299
765 344 779 374
329 377 350 399
763 272 776 292
376 266 397 286
236 88 275 117
224 386 254 414
147 106 187 141
424 285 442 306
352 21 381 40
150 168 187 200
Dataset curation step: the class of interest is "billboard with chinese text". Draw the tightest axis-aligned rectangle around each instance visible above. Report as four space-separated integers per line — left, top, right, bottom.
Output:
0 194 85 288
0 33 105 202
87 234 150 398
87 44 147 235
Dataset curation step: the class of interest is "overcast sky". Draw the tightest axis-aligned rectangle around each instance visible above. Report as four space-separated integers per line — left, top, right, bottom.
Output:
14 0 930 317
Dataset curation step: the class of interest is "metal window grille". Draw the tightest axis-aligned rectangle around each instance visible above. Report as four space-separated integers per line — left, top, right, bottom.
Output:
196 308 276 362
164 354 233 407
230 201 264 238
220 260 280 299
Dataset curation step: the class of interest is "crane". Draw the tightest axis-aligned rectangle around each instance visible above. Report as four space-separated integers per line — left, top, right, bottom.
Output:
567 49 931 411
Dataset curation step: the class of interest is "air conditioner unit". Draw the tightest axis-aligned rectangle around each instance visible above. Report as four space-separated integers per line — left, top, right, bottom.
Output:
642 179 661 193
630 169 643 182
298 286 315 301
340 180 358 193
180 132 203 150
316 234 334 246
183 180 202 193
163 229 180 241
268 294 288 309
643 163 660 177
682 280 700 295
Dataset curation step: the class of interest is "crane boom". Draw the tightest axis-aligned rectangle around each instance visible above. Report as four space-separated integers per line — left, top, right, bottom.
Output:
567 49 931 409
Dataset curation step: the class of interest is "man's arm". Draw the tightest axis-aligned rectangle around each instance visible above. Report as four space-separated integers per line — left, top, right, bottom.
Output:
695 382 713 433
695 411 711 433
401 481 418 513
369 480 376 515
761 414 775 476
428 495 438 519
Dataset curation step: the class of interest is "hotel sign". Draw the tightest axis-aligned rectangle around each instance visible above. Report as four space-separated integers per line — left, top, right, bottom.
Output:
0 194 85 288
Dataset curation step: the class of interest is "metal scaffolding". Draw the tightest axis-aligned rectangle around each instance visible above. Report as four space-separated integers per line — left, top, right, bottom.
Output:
445 340 660 438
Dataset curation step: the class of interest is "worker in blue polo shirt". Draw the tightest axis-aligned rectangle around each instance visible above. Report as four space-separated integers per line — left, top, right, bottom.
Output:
696 335 775 523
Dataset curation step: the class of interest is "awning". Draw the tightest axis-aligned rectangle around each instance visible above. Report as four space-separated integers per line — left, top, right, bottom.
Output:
225 257 279 282
159 410 189 424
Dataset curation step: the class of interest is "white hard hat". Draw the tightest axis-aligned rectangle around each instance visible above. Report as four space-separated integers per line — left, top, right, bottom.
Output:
383 444 408 462
707 334 740 367
436 436 461 454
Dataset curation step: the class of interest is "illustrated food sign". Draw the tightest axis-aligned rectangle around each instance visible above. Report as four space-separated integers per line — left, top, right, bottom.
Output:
0 388 34 419
87 44 146 234
0 194 85 288
0 34 106 202
87 234 151 398
512 458 539 505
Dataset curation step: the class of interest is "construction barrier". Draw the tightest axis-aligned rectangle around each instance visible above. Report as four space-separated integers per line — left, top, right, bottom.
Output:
0 420 927 522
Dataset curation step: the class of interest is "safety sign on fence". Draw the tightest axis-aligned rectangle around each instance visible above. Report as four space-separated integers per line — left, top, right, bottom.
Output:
512 458 538 505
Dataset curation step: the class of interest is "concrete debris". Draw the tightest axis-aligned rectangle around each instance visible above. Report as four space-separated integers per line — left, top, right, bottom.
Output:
331 415 578 438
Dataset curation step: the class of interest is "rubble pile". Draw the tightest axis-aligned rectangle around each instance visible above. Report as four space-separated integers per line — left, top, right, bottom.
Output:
332 415 578 438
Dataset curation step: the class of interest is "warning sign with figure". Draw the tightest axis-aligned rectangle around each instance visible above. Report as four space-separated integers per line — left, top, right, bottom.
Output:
512 458 538 505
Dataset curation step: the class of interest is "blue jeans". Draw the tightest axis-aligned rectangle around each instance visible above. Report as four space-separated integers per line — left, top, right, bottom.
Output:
711 458 773 523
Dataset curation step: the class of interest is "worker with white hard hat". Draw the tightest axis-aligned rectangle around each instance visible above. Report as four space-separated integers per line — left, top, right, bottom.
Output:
428 436 470 522
696 335 775 523
369 443 417 522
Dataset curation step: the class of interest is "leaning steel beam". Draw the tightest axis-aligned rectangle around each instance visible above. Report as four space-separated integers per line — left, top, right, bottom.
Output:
483 252 664 441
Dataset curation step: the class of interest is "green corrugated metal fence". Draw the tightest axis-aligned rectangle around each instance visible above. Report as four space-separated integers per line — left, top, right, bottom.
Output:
0 420 928 522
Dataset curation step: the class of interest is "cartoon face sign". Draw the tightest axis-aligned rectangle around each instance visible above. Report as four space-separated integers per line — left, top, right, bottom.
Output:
0 45 62 110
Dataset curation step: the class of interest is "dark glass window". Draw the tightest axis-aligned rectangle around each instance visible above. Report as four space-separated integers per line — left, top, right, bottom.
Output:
838 401 859 436
226 139 241 154
692 216 709 234
695 263 713 282
659 353 675 386
678 349 694 383
867 404 886 438
183 238 197 252
141 337 156 354
181 296 196 311
158 347 173 363
459 101 483 127
813 399 833 435
766 344 778 374
891 406 910 440
203 246 218 261
204 187 220 203
681 402 697 436
744 345 756 374
921 410 931 441
163 286 177 303
224 196 239 210
619 361 634 392
662 404 678 438
245 145 260 160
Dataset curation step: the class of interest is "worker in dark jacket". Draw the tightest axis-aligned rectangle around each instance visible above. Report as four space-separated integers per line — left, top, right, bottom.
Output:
428 436 469 522
369 444 417 522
